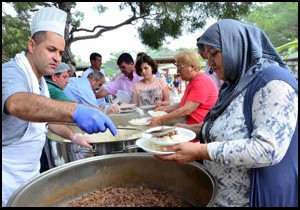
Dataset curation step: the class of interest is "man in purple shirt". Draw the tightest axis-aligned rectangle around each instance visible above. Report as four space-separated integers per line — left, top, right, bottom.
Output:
95 53 143 100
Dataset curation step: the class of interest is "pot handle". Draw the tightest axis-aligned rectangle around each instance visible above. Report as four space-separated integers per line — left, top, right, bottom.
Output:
73 144 96 154
124 144 139 151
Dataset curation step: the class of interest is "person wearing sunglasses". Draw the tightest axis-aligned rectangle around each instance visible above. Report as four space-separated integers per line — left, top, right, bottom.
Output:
149 49 218 138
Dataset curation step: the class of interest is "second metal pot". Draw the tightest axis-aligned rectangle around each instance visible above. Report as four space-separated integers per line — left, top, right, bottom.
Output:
47 125 141 167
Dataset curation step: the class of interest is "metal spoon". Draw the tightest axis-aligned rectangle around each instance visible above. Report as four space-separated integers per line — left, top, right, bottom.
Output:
145 127 176 136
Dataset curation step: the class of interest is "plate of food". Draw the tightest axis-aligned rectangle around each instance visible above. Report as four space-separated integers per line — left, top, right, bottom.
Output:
128 117 152 126
142 126 196 146
119 103 137 113
139 105 156 111
148 110 168 117
135 138 175 155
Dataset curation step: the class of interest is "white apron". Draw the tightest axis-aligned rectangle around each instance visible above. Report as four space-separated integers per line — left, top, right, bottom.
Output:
2 51 49 206
2 123 47 206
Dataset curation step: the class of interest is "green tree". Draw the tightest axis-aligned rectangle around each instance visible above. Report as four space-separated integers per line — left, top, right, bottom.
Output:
242 2 298 47
2 2 253 64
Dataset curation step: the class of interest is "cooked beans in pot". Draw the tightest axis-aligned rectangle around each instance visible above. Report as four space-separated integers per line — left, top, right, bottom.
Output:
66 186 193 207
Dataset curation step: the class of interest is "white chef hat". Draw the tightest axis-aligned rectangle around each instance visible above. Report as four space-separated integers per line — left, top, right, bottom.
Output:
55 62 70 74
30 7 67 37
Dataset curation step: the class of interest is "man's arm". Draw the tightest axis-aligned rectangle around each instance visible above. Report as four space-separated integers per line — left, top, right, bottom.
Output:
5 92 76 122
48 124 93 149
95 88 110 99
5 92 117 135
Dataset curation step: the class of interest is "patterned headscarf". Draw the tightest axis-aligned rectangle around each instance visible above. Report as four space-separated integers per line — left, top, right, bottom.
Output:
197 19 291 142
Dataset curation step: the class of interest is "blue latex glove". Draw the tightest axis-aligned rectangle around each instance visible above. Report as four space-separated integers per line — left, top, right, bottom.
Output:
72 104 117 135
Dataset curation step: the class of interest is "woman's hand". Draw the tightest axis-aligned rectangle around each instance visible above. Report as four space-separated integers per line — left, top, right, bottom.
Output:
154 142 209 164
148 117 161 127
154 101 162 107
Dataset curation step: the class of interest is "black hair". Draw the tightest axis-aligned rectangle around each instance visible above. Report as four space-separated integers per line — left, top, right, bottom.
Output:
31 31 47 45
137 52 147 57
117 53 134 65
90 52 102 62
136 52 148 64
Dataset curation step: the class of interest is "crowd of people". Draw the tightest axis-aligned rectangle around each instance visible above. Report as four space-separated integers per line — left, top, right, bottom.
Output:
2 6 297 208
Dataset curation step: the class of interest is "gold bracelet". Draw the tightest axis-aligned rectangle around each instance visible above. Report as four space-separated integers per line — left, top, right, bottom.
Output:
158 117 162 125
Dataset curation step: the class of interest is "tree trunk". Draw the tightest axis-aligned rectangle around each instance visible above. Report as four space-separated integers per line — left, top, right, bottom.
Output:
57 2 75 63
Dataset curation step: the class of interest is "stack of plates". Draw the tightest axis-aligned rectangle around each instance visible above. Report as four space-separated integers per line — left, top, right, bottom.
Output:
128 117 152 126
148 110 168 117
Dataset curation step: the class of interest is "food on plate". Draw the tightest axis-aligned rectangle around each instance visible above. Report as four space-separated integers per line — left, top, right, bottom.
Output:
119 103 136 110
142 126 196 146
150 127 178 138
152 133 189 144
143 140 164 151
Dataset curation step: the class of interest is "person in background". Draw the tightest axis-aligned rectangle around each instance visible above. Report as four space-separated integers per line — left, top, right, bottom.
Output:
136 52 147 63
198 48 223 90
136 52 160 78
45 62 74 102
95 52 143 100
149 49 218 134
2 7 117 207
47 65 118 164
42 62 78 172
81 52 104 78
173 76 181 94
63 71 119 114
166 76 172 87
68 63 77 77
155 19 298 207
81 52 108 108
131 54 170 107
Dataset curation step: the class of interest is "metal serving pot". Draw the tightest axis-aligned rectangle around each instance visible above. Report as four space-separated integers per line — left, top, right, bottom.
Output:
47 125 142 167
7 153 217 207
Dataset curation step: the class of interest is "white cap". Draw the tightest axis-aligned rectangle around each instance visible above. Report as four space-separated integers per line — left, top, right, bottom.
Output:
30 7 67 37
55 62 70 73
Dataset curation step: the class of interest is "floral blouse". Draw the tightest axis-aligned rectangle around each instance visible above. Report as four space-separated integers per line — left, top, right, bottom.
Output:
202 80 298 207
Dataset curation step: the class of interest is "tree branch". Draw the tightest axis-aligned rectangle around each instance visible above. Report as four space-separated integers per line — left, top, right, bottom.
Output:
69 15 139 44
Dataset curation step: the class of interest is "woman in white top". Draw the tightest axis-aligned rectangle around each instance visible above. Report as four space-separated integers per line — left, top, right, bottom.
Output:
131 55 170 107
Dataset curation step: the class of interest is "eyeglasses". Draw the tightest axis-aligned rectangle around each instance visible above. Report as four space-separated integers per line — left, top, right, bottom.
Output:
177 64 189 71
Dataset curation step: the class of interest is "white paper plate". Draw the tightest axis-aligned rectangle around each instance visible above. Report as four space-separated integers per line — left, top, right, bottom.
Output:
148 110 168 117
128 117 152 126
142 126 196 146
139 105 156 111
135 138 175 155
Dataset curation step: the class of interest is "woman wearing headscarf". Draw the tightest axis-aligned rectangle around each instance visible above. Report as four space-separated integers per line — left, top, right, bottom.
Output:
155 19 298 207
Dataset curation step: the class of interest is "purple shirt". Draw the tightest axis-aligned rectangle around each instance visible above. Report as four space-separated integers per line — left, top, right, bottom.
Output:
105 70 143 96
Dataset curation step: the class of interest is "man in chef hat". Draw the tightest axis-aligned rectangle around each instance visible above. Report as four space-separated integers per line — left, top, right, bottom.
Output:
2 7 117 207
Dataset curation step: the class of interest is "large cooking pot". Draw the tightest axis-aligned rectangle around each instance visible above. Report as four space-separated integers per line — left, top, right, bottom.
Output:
47 125 143 167
7 153 217 207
